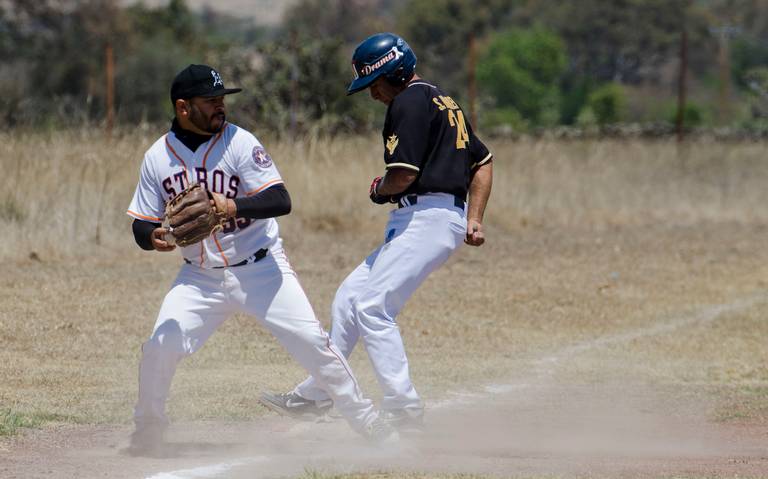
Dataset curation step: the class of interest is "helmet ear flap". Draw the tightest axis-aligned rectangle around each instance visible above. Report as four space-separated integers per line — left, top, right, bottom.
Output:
385 66 413 87
385 67 405 86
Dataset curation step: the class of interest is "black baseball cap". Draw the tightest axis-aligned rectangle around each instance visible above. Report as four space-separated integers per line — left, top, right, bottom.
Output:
170 64 242 103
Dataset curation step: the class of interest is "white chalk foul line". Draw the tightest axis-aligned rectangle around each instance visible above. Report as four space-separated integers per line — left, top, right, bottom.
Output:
534 294 764 366
145 291 767 478
145 457 267 479
431 291 768 409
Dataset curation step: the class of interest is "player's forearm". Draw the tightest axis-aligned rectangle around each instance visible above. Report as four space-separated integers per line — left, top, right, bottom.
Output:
376 167 417 196
233 183 292 219
467 162 492 221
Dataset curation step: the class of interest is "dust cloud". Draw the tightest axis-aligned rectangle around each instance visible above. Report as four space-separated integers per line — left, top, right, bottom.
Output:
188 381 763 478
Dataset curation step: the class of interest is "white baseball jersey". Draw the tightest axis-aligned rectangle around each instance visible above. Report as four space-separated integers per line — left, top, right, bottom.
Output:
127 122 283 268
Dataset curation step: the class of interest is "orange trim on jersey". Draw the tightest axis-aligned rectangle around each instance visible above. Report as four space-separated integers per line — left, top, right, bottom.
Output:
246 179 284 196
165 136 190 183
127 210 163 222
202 125 225 170
212 234 229 267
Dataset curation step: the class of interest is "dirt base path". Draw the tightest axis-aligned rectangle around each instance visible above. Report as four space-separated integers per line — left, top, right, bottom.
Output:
2 381 767 479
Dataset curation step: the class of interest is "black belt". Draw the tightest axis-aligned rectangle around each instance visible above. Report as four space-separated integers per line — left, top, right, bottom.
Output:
184 248 269 268
398 194 465 209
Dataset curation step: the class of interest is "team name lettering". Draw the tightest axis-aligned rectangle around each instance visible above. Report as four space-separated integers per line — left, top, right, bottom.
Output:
162 169 239 199
195 168 208 190
227 176 239 198
360 47 402 76
162 177 176 198
212 170 225 194
175 171 188 190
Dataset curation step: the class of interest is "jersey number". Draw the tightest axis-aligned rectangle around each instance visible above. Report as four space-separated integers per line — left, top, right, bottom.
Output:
433 96 469 150
447 110 469 150
222 217 252 234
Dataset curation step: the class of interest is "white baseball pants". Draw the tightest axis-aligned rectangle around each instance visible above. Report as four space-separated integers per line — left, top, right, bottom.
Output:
133 241 375 434
295 193 467 410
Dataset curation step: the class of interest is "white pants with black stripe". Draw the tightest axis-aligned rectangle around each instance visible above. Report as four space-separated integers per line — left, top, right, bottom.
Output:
133 240 375 434
295 193 467 411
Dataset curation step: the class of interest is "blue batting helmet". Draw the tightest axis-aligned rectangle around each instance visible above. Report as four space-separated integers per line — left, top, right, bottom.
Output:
347 33 417 95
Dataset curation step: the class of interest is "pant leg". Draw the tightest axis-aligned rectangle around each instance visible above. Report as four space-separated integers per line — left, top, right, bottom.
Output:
133 265 231 427
230 244 376 434
294 247 381 401
354 204 466 410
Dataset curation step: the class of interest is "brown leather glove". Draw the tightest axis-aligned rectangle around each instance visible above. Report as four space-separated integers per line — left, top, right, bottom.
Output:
164 183 228 247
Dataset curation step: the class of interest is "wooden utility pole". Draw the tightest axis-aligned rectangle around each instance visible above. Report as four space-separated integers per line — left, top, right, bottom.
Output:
289 30 299 137
711 25 740 125
718 29 731 124
675 29 688 142
467 32 478 128
105 42 115 138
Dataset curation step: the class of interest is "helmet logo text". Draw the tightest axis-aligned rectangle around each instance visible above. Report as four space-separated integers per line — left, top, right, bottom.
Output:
360 47 403 76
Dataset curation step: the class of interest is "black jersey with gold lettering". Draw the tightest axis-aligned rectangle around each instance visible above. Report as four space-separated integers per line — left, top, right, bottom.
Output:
382 81 492 200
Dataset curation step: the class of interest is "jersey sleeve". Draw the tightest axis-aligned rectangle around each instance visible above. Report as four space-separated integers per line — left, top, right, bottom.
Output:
235 131 284 196
468 125 493 170
127 154 165 222
384 93 432 172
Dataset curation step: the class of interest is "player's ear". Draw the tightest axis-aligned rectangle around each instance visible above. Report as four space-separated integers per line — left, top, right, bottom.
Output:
175 99 189 117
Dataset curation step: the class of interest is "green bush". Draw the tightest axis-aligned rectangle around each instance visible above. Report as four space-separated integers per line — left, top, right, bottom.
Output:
587 83 626 125
575 106 598 128
680 102 704 127
665 101 707 127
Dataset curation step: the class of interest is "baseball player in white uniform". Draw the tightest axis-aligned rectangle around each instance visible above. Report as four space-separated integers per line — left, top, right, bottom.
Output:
126 64 395 455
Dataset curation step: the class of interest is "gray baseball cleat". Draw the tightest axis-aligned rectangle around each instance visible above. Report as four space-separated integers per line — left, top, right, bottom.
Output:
126 422 167 457
378 408 425 431
259 391 333 420
364 415 400 444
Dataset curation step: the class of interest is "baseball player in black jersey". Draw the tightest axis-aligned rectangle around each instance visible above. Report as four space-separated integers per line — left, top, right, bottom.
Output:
260 33 493 430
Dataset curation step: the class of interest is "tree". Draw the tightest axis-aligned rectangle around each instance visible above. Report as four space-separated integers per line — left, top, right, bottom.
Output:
282 0 402 44
520 0 692 84
399 0 516 97
224 34 381 135
0 0 128 126
477 28 566 126
0 0 259 126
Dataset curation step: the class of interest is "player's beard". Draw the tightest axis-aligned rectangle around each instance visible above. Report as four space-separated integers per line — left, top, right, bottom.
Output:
189 104 225 134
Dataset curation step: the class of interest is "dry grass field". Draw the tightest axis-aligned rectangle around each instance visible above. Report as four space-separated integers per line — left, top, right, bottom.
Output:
1 131 767 478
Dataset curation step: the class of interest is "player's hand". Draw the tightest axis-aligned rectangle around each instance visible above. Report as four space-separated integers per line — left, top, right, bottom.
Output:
151 227 177 252
210 192 236 218
465 218 485 246
369 176 391 204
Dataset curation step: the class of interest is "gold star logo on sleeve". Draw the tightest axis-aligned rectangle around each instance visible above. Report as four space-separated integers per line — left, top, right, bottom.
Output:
386 134 399 155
